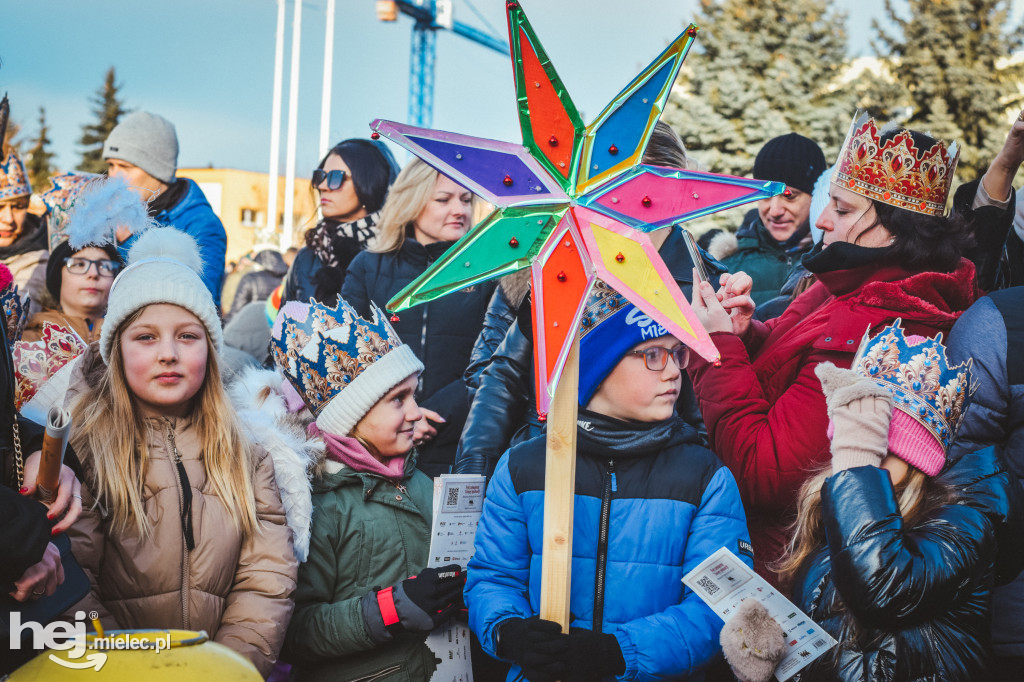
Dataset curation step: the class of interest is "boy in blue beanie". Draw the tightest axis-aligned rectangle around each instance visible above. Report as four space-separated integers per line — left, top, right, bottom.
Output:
465 281 752 681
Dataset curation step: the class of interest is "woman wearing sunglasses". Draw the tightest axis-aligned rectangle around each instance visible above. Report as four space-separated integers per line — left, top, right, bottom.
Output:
340 158 495 478
22 238 122 343
282 138 400 307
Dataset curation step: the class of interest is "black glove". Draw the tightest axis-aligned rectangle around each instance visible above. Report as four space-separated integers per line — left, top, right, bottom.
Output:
394 564 465 631
564 627 626 681
361 564 465 641
496 617 569 682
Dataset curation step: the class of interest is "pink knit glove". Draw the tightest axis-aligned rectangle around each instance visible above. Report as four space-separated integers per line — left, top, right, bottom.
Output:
815 362 893 474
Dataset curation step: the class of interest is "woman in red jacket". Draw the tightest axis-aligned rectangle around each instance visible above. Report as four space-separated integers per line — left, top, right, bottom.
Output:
688 114 983 587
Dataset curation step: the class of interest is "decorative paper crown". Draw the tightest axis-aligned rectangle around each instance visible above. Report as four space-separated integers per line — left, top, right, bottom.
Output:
578 280 628 339
1 279 29 346
0 150 31 201
271 298 424 436
40 172 103 251
852 320 976 452
833 113 959 216
13 323 87 423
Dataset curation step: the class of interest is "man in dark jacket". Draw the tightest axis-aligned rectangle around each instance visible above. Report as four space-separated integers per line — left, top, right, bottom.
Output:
708 133 826 306
948 287 1024 680
104 111 227 306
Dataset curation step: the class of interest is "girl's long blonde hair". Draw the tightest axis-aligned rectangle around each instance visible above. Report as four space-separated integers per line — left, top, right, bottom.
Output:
71 307 260 540
371 157 476 254
775 463 952 663
776 464 949 584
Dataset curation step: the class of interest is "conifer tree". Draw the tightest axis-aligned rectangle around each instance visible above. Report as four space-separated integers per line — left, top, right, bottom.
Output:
25 107 56 191
861 0 1024 181
77 67 127 173
665 0 854 182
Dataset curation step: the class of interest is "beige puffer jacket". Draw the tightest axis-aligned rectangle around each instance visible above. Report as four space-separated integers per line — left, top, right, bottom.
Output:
3 247 48 313
67 414 298 678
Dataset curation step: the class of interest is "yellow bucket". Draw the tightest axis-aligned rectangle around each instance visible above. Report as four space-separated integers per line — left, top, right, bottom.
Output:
9 629 262 680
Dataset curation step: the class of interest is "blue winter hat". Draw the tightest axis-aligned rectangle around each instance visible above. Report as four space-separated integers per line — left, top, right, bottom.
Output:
578 280 671 406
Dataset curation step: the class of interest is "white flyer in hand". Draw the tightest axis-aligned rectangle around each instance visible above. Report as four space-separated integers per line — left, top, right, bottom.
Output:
426 474 487 682
427 474 486 566
682 547 836 681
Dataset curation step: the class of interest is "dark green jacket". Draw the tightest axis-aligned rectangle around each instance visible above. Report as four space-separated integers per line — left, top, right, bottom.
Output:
283 455 438 682
714 209 811 306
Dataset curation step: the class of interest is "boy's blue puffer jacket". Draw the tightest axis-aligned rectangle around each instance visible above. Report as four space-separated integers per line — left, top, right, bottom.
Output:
465 411 752 681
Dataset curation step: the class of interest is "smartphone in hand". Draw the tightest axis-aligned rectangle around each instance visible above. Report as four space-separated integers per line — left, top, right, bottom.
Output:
682 227 708 285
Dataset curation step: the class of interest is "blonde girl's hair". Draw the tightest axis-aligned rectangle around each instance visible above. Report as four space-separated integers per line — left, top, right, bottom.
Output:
776 464 950 585
371 157 477 254
71 307 260 540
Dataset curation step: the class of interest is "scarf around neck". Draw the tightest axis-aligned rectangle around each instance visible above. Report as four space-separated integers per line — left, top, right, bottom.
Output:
308 422 406 481
575 408 686 461
308 211 381 268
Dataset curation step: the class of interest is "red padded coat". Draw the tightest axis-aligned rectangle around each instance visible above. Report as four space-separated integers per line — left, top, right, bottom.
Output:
688 258 978 586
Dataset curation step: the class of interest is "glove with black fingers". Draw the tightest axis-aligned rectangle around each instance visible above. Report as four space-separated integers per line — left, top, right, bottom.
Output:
394 564 465 631
563 627 626 682
361 564 465 642
496 616 569 682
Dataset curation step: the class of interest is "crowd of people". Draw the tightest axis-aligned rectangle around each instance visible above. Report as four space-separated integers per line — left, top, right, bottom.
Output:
2 95 1024 682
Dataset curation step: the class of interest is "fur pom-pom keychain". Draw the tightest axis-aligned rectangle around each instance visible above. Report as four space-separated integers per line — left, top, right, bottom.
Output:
65 175 159 250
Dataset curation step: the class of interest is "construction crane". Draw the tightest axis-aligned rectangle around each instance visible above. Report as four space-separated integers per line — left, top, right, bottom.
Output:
376 0 507 127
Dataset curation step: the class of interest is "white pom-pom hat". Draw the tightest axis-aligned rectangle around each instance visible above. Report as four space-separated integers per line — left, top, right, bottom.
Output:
100 227 222 364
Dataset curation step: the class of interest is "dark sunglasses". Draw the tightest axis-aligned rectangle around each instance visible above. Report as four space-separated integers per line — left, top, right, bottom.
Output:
64 257 121 278
628 344 690 371
312 169 348 191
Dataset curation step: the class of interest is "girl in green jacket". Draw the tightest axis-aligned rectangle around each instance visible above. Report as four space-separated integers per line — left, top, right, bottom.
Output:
274 296 463 682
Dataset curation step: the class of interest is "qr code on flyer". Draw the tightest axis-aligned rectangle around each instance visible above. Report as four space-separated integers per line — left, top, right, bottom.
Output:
695 575 720 597
446 486 460 508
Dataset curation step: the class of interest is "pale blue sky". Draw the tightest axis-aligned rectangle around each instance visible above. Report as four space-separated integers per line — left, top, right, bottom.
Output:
2 0 1020 177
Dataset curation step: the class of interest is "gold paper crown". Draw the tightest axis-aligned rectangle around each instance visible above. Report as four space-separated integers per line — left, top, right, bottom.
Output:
832 114 959 216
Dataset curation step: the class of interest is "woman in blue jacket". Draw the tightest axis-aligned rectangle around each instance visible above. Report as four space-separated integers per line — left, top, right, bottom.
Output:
465 282 752 681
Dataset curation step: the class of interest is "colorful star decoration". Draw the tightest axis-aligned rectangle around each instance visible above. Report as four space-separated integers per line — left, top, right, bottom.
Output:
375 1 784 415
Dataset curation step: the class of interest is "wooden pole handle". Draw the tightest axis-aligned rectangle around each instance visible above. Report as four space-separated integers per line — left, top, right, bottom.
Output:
539 335 579 633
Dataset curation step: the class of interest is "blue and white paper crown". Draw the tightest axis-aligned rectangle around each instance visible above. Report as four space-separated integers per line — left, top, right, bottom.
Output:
272 298 424 436
0 150 30 201
1 280 29 346
852 320 976 452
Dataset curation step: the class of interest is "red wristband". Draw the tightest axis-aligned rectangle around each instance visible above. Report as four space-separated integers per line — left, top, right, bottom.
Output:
376 586 400 627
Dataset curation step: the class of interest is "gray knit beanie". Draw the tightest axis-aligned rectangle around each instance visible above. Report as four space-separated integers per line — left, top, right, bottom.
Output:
103 112 179 184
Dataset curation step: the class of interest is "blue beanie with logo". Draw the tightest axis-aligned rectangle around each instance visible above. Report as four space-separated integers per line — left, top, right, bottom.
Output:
578 280 670 406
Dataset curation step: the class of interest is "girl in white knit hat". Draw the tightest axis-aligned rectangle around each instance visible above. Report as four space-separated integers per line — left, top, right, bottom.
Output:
271 297 464 682
63 226 300 677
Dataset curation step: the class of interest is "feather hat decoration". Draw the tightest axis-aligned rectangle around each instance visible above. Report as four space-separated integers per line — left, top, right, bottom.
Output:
64 175 157 250
40 172 102 251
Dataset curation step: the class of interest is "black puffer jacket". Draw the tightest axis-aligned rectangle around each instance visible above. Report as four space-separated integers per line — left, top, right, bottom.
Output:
453 229 727 479
791 447 1024 682
341 239 495 478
